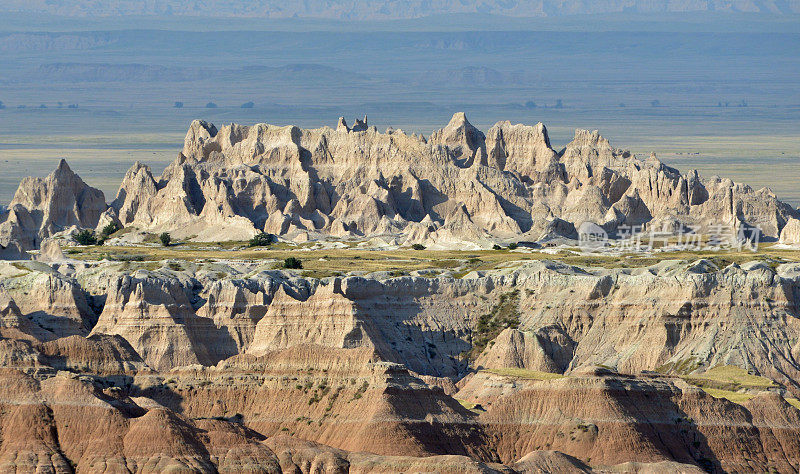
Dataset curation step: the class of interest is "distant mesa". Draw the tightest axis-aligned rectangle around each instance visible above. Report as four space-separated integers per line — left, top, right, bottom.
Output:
1 112 798 253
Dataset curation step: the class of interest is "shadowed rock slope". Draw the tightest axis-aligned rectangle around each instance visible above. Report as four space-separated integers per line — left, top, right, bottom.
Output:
1 257 800 470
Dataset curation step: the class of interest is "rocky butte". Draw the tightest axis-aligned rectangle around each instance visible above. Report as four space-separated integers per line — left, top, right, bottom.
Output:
2 113 799 254
0 114 800 472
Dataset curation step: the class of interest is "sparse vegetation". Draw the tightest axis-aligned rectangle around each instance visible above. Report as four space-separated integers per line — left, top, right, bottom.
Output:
159 232 171 247
411 243 426 250
683 365 775 392
74 229 98 246
283 257 303 269
700 387 755 404
464 289 521 360
786 398 800 410
101 222 122 237
507 242 518 250
105 253 145 262
56 242 800 281
248 232 276 247
350 381 369 401
455 399 485 412
98 222 122 244
482 367 564 381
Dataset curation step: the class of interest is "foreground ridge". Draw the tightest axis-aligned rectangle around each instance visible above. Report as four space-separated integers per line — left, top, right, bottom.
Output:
1 257 800 471
2 113 799 253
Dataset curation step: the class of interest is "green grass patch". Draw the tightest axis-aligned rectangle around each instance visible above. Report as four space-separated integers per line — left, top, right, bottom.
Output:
454 398 486 412
683 365 775 392
785 398 800 410
481 367 564 381
701 387 755 404
455 398 478 410
464 289 521 360
656 357 702 375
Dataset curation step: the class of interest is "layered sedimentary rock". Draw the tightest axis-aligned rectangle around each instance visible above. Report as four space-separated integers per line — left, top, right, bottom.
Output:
6 256 798 388
0 159 106 251
1 265 96 339
5 114 795 256
1 110 800 470
104 114 795 245
463 368 800 472
1 256 800 470
781 217 800 244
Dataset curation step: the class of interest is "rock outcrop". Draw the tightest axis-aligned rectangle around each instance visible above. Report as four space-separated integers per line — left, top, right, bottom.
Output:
103 114 800 245
2 115 798 253
0 256 800 470
781 217 800 244
2 114 800 471
468 370 800 472
0 159 106 251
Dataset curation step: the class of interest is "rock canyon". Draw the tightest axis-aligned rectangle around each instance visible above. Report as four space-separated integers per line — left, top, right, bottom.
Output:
1 115 800 472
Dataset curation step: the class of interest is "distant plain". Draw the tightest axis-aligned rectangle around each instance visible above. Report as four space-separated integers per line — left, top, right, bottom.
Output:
1 13 798 205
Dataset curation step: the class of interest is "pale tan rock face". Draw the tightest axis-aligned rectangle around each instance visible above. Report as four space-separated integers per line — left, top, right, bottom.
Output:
248 282 369 354
0 159 106 251
90 273 217 371
36 239 64 262
1 270 95 339
0 259 800 470
0 288 49 342
100 113 797 246
5 256 800 390
780 218 800 244
475 327 575 374
2 114 797 253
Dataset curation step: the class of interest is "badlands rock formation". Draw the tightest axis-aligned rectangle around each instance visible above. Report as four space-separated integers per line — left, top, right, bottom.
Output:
1 255 800 471
2 113 798 253
0 159 106 252
781 217 800 244
1 115 800 472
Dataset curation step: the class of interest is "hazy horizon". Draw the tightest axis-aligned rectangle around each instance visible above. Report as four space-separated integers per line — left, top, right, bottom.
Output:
3 0 799 19
1 7 798 207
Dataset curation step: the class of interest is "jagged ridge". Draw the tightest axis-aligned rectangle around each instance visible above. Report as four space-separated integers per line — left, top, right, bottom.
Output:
3 113 798 253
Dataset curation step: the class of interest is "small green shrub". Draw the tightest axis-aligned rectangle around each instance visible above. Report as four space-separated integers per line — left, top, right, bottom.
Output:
508 242 518 250
248 232 277 247
350 381 369 401
492 244 502 250
411 243 426 250
108 253 145 262
283 257 303 269
101 222 122 238
159 232 171 247
74 229 98 246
